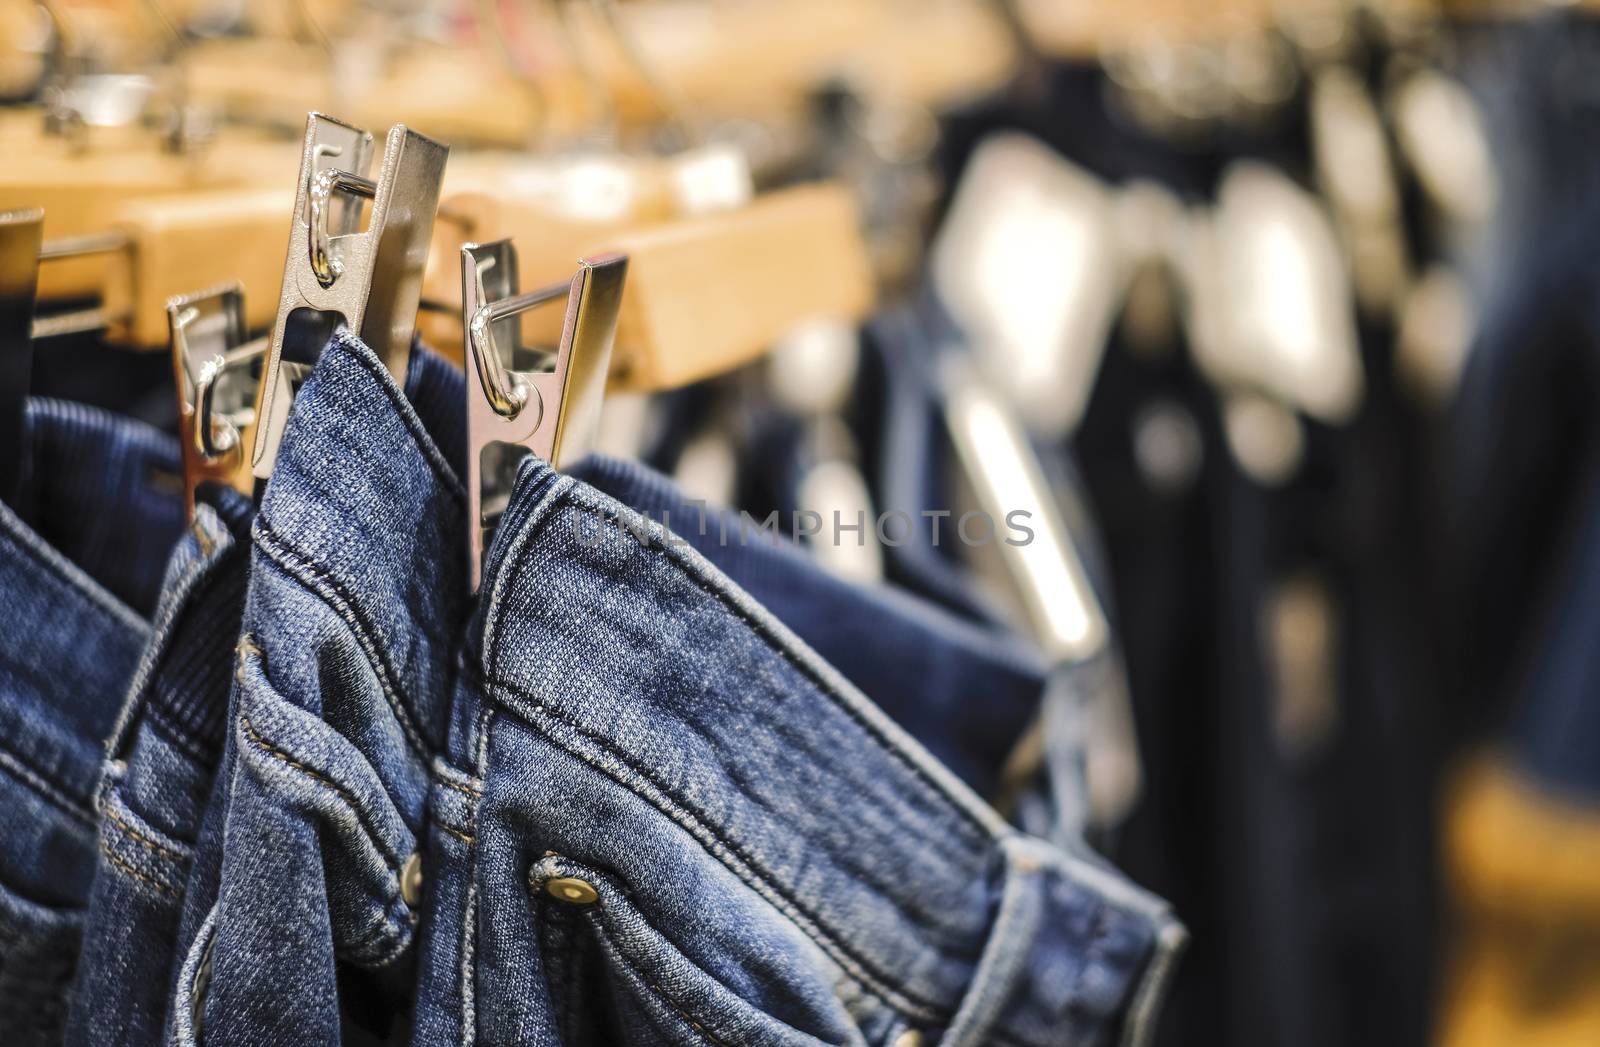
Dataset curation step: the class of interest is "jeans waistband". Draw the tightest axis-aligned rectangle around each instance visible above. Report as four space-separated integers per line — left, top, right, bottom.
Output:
16 398 185 615
104 484 255 762
252 330 469 756
565 453 1052 799
472 458 1182 1045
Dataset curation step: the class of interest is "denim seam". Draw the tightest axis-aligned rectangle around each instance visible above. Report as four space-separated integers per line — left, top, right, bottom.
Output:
538 899 578 1043
457 711 489 1047
144 708 219 768
437 777 483 799
484 675 976 1030
527 501 994 852
0 744 95 828
98 841 181 899
107 531 242 758
237 711 406 872
0 516 149 636
106 547 207 753
438 822 475 845
333 333 467 506
458 855 479 1047
588 914 728 1047
103 807 189 866
252 518 433 758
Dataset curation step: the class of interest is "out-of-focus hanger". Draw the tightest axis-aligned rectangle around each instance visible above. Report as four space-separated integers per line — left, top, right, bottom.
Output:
24 186 295 347
424 0 876 393
0 208 43 509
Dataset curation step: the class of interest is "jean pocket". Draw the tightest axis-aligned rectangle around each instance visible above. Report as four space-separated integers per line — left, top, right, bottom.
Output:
232 641 421 967
529 854 856 1047
0 874 84 1047
96 769 195 904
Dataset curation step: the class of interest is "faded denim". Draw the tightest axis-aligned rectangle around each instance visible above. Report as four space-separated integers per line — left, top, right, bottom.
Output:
65 483 253 1046
166 332 467 1047
415 456 1183 1047
0 400 182 1045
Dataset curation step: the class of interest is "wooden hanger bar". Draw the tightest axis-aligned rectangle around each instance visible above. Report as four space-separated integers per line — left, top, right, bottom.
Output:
596 182 874 391
0 126 296 302
439 178 872 391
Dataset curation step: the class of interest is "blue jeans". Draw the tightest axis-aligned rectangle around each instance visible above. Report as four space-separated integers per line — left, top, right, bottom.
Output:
415 457 1182 1046
566 454 1054 802
0 400 182 1045
167 332 468 1046
65 483 253 1046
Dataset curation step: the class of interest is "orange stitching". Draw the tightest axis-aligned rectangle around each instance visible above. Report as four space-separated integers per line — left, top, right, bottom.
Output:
438 823 475 845
237 713 403 871
436 777 482 799
104 807 187 865
100 842 180 899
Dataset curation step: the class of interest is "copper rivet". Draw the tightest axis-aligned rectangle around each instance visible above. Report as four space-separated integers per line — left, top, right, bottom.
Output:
401 853 424 907
546 876 599 905
893 1032 923 1047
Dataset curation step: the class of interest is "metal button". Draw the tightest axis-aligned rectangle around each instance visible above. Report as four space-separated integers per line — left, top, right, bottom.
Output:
892 1031 923 1047
545 876 599 905
400 852 424 908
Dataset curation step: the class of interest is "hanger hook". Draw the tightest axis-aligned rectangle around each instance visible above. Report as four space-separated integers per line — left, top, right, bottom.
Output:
308 160 376 290
469 255 533 419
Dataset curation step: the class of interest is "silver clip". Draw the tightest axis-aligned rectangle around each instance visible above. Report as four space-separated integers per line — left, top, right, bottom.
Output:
462 240 627 589
250 112 448 481
168 285 267 519
1 209 44 506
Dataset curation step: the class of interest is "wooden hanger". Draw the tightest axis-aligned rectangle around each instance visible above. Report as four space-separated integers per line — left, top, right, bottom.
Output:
0 127 296 304
426 160 873 392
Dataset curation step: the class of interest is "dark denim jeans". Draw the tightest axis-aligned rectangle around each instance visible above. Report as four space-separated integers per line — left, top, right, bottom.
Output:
65 483 253 1046
0 400 182 1045
167 332 467 1047
414 457 1182 1047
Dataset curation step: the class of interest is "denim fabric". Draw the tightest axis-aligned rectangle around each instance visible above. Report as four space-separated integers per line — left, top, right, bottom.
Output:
0 400 182 1045
414 456 1182 1047
567 454 1051 802
64 483 253 1047
853 292 1139 850
854 303 1006 625
166 332 467 1047
12 398 186 615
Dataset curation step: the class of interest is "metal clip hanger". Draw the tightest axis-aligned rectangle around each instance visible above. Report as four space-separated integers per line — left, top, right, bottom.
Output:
462 239 627 589
167 284 267 521
0 209 44 509
250 112 448 481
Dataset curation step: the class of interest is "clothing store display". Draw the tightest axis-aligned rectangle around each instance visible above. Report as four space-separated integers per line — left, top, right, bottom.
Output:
1 4 1596 1046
